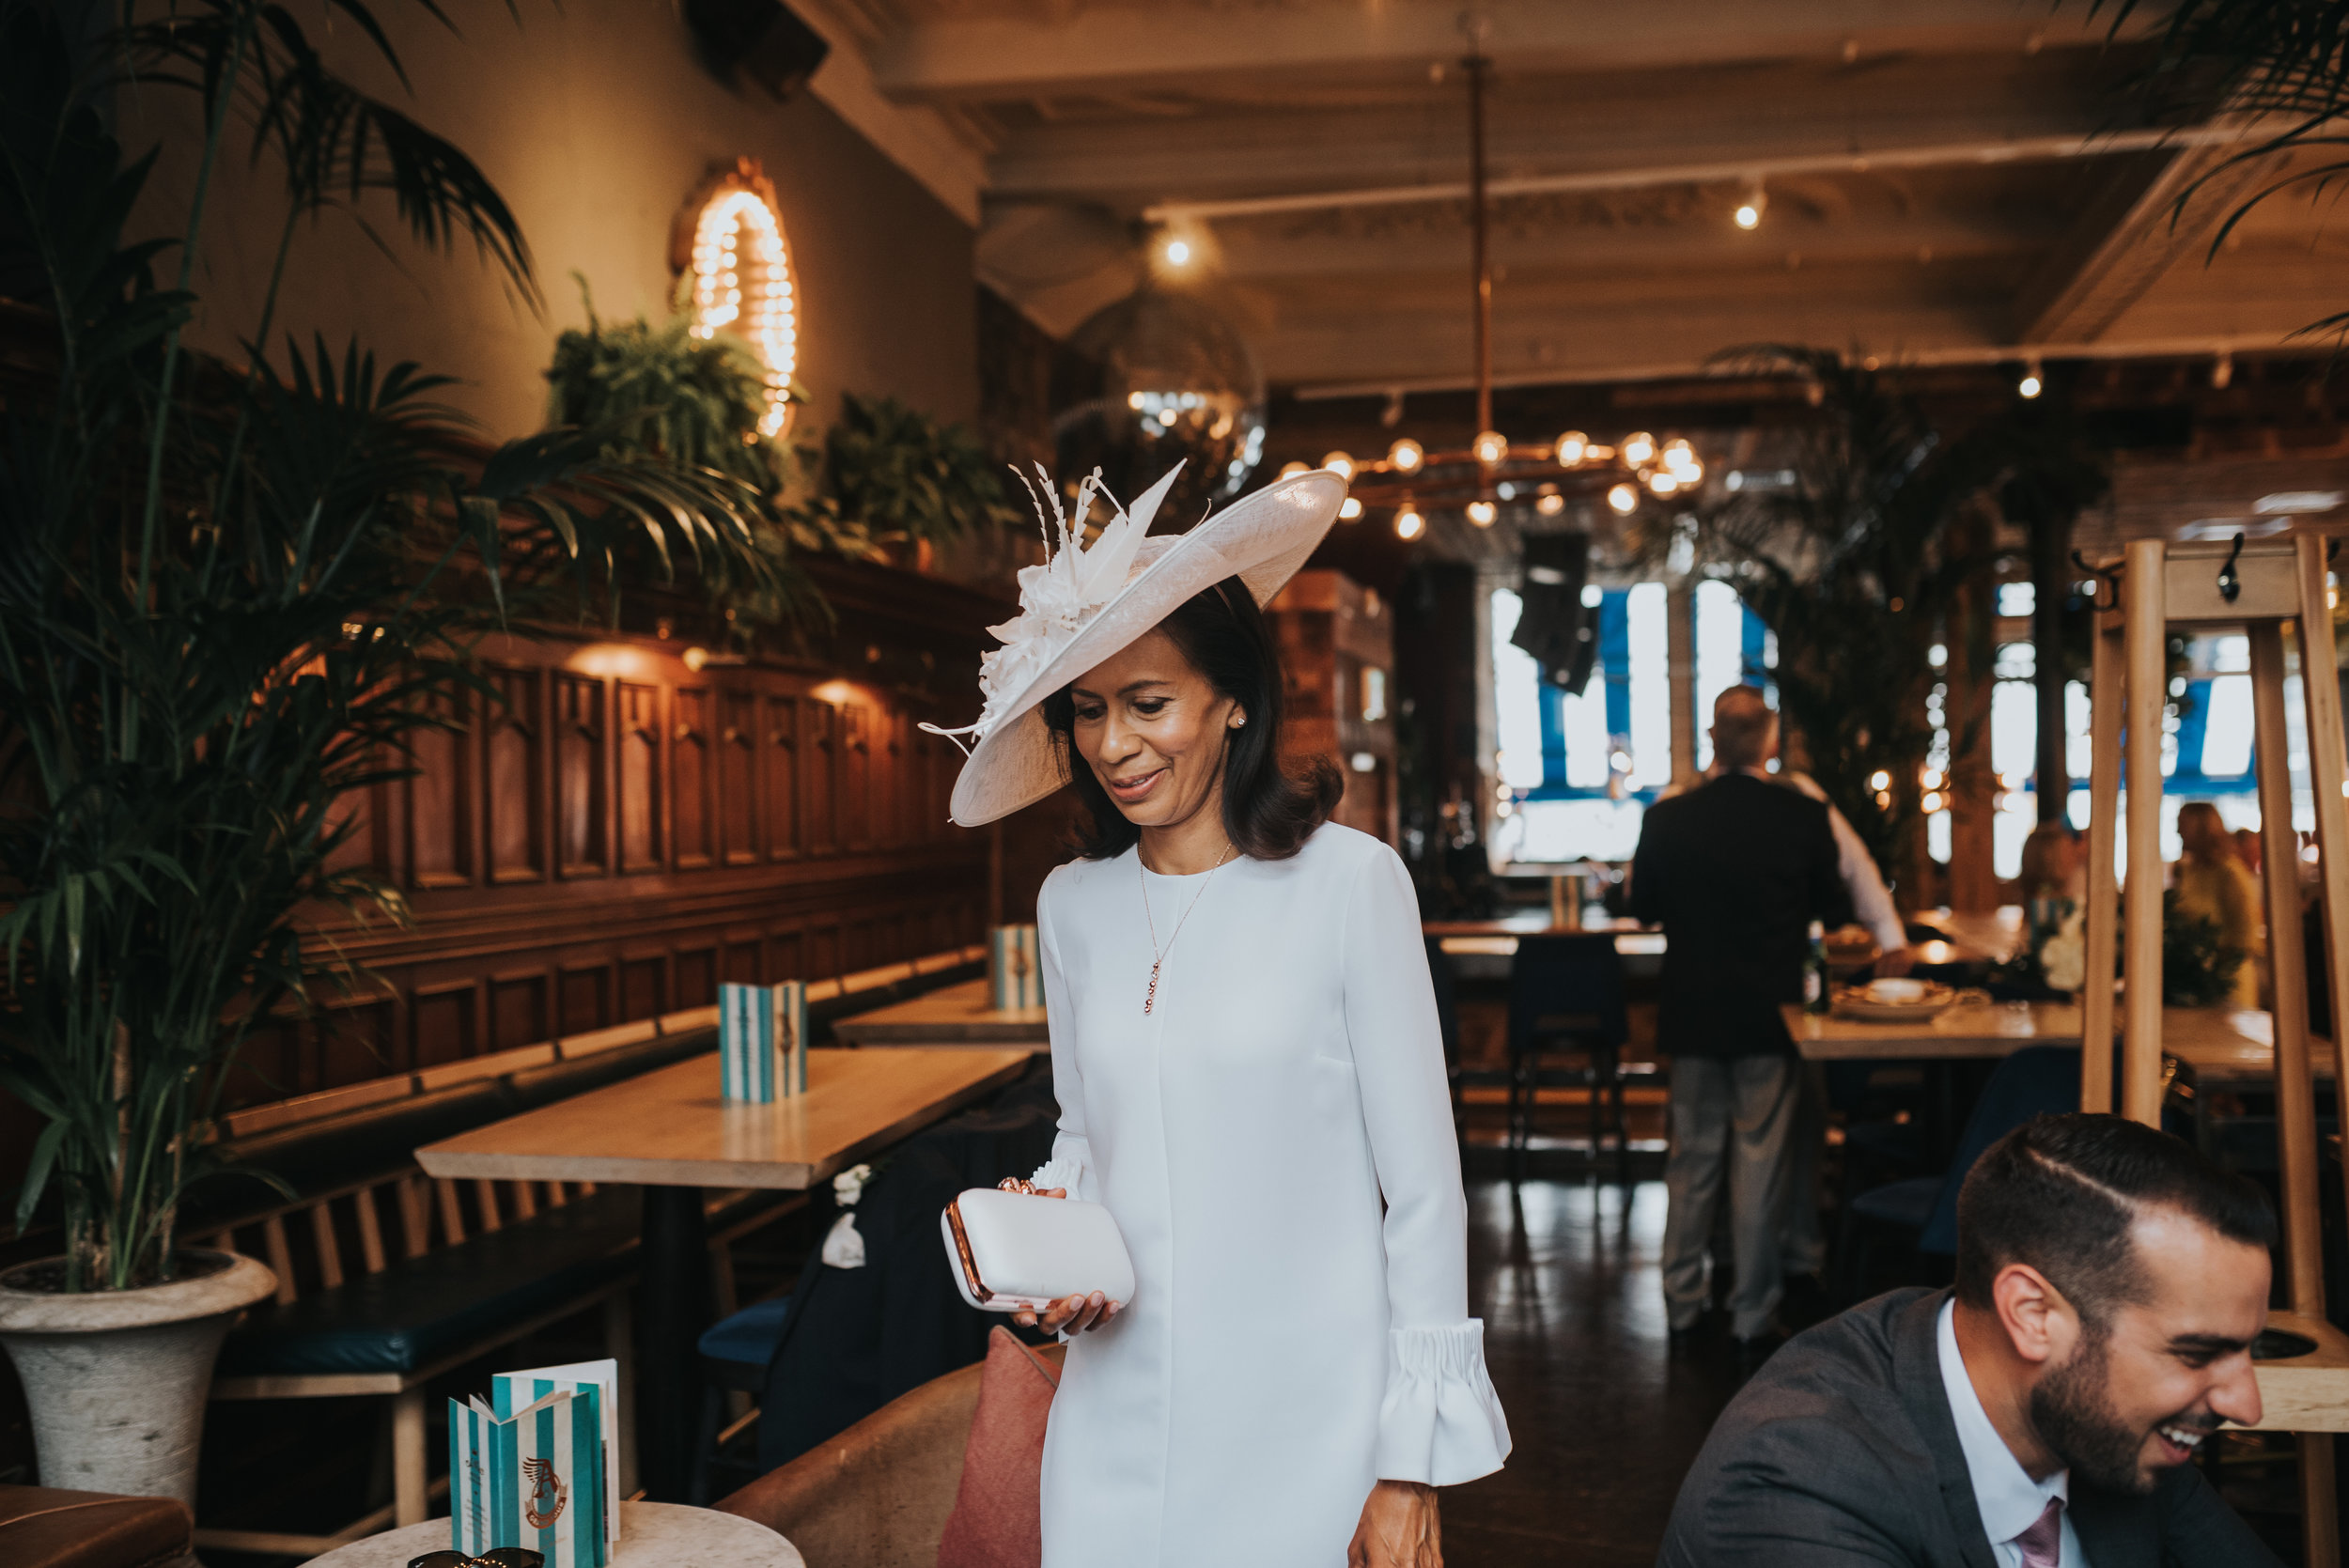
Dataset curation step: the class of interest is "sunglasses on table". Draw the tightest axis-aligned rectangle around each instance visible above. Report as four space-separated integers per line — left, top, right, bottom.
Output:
408 1551 545 1568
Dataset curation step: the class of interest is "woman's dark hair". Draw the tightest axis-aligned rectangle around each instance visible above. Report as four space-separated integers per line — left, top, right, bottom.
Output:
1040 575 1341 861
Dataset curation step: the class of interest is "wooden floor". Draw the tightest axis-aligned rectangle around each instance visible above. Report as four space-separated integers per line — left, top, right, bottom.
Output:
1442 1177 1745 1566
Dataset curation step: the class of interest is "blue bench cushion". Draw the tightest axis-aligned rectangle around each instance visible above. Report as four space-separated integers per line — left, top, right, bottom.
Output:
698 1292 794 1366
1849 1176 1940 1232
217 1191 640 1379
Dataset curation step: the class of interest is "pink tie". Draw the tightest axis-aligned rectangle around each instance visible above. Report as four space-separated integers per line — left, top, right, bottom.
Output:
2012 1498 2063 1568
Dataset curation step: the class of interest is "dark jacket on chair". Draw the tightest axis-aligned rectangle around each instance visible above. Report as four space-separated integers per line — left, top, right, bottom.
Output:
1657 1287 2280 1568
1628 771 1849 1058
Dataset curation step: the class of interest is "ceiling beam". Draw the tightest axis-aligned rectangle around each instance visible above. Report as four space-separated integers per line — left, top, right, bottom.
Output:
871 0 2113 106
2012 136 2298 345
1141 126 2264 224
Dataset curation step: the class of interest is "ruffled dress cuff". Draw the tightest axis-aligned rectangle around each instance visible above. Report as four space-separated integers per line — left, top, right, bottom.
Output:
1374 1320 1512 1485
1029 1156 1085 1196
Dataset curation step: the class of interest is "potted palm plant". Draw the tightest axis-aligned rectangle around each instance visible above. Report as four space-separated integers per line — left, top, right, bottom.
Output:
0 0 774 1502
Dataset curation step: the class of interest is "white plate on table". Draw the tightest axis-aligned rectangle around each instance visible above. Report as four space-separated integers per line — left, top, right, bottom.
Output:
1830 980 1958 1023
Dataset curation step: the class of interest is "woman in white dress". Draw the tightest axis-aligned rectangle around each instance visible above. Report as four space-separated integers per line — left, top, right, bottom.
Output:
926 464 1509 1567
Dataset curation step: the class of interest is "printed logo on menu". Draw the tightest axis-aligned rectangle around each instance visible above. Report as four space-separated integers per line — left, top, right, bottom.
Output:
522 1456 568 1528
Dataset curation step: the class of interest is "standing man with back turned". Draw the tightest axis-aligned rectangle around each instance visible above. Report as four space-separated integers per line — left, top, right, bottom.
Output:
1630 686 1849 1352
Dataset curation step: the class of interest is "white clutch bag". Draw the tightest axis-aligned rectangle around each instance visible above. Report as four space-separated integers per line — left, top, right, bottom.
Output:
941 1179 1136 1313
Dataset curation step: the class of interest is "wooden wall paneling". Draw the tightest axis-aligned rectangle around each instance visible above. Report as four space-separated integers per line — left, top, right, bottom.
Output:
766 694 801 860
484 666 547 884
719 686 760 866
412 979 480 1068
558 961 614 1037
723 932 763 986
807 702 838 855
553 672 610 878
767 924 806 986
885 705 911 849
618 952 668 1021
407 688 474 890
617 681 664 873
674 945 718 1008
673 686 715 869
488 969 551 1052
316 996 397 1089
805 923 841 986
843 703 873 850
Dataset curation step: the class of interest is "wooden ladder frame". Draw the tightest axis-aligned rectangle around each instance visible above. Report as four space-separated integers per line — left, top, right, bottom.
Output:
2082 534 2349 1567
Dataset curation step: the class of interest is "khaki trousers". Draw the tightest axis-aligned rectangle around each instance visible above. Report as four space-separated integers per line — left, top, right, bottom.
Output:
1661 1052 1801 1340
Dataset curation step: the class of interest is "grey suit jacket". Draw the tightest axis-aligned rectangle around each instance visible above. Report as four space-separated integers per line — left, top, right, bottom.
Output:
1657 1288 2282 1568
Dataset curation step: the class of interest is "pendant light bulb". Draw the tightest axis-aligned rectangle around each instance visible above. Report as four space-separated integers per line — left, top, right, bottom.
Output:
1467 500 1497 527
1472 429 1509 464
1394 505 1425 540
1607 483 1640 515
1338 496 1363 520
1278 461 1310 479
1388 437 1425 473
1536 492 1566 516
1621 431 1657 467
1734 180 1767 230
2017 359 2044 399
1321 450 1356 480
1554 430 1588 465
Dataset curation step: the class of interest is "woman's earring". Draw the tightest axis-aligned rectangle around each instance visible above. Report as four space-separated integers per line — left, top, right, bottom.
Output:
1232 715 1247 728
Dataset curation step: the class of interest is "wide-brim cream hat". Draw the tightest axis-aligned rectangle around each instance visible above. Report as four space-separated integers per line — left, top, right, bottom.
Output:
926 461 1347 827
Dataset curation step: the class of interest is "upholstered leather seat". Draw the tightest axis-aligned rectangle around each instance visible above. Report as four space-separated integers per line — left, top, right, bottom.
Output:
0 1485 194 1568
718 1342 1066 1568
216 1190 641 1378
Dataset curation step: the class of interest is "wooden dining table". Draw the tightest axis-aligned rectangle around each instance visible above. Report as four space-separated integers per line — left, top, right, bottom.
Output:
415 1043 1031 1502
830 976 1050 1049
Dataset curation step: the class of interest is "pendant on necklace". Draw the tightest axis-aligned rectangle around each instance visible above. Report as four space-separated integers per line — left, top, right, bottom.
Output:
1143 959 1161 1016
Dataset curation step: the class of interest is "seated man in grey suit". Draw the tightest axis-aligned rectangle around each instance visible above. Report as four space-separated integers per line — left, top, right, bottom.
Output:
1660 1113 2281 1567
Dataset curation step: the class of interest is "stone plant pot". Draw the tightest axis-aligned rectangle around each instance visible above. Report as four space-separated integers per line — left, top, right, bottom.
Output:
0 1249 277 1504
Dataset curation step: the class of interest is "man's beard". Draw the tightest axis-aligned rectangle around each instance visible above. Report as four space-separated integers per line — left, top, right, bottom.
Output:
2030 1328 2160 1495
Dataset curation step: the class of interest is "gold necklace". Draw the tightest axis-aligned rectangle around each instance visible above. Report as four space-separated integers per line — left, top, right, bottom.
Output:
1138 840 1236 1016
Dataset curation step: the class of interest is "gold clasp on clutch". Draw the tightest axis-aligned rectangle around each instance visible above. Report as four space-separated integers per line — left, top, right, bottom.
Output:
997 1176 1038 1196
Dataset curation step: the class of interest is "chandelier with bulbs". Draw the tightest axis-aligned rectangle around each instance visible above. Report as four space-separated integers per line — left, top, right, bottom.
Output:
1281 50 1706 539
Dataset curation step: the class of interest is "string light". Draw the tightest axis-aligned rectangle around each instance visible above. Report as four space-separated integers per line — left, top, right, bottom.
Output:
1388 437 1425 472
1338 496 1363 520
1647 471 1680 496
1472 429 1509 464
1467 500 1497 526
1278 461 1311 478
1322 450 1356 480
1395 505 1425 540
1620 431 1657 466
1536 492 1565 515
1608 483 1639 515
689 178 798 439
1554 430 1588 464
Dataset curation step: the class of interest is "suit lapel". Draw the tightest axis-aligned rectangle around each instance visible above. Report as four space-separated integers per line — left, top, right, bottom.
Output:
1891 1290 2003 1568
2069 1483 2155 1568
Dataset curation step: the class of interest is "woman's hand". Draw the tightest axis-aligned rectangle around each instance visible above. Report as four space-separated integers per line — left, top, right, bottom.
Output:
1007 1188 1122 1334
1348 1481 1440 1568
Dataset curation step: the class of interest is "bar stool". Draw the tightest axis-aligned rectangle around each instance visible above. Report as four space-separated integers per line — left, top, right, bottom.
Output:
2081 535 2349 1567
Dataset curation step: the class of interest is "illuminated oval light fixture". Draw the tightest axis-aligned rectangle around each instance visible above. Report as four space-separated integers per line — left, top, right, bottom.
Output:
1620 430 1657 467
682 161 798 439
1607 482 1640 515
1388 437 1425 473
1338 496 1364 520
1554 430 1589 465
1395 505 1425 540
1472 429 1509 464
1467 499 1498 526
1322 450 1357 480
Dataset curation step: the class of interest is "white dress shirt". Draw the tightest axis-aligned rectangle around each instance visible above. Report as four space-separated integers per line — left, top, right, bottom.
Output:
1938 1298 2090 1568
1781 769 1909 954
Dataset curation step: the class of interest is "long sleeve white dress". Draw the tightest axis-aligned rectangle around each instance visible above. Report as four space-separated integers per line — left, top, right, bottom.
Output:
1029 822 1511 1566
